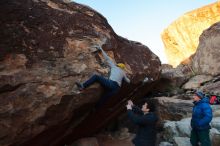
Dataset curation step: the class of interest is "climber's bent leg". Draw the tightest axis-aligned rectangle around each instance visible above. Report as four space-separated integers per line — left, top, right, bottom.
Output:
83 74 118 89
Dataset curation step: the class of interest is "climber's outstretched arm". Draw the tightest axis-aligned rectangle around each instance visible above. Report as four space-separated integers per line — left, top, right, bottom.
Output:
97 46 115 68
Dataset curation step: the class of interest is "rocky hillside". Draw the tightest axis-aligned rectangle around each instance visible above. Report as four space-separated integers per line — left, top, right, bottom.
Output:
162 2 220 67
155 72 220 146
155 22 220 146
0 0 161 146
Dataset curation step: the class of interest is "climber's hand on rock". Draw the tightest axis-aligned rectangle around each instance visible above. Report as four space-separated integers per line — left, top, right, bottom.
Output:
128 100 134 106
126 104 132 110
95 45 102 51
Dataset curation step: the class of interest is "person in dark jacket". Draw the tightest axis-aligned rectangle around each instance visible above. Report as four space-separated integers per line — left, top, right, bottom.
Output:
190 91 213 146
126 100 158 146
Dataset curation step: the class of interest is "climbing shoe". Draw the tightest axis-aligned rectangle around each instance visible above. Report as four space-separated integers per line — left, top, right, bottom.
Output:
75 82 84 91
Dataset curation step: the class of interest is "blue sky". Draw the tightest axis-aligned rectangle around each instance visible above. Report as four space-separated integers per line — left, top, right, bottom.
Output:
73 0 217 63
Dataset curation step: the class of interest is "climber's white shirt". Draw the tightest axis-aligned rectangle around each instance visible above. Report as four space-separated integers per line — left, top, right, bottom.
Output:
101 48 130 86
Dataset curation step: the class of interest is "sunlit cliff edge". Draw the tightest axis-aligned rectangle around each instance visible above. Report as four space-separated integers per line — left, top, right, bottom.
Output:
162 2 220 67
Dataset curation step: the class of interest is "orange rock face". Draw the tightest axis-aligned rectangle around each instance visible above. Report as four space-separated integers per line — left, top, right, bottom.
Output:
162 2 220 67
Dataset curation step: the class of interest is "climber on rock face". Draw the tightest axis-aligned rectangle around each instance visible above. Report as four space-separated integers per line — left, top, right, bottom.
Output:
76 45 130 107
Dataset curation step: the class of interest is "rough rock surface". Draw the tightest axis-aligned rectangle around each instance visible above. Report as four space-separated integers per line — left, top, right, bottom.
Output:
70 127 135 146
182 74 213 89
154 95 220 122
199 76 220 95
162 2 220 67
151 64 192 95
71 137 99 146
191 22 220 76
0 0 161 145
159 142 173 146
173 137 191 146
154 97 193 121
162 117 220 146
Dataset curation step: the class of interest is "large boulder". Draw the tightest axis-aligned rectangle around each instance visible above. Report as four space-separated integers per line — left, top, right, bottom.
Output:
154 97 193 121
152 64 192 95
200 79 220 95
182 74 213 90
154 95 220 122
162 2 220 67
0 0 161 145
173 137 191 146
212 117 220 131
162 117 220 146
192 22 220 76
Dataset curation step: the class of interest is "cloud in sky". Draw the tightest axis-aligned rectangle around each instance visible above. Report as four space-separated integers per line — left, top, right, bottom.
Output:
73 0 217 63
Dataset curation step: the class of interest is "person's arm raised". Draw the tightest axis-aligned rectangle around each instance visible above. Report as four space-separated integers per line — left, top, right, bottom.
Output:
124 74 130 83
98 46 115 67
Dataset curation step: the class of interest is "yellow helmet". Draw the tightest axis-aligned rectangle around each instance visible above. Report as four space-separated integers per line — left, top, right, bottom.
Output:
117 63 126 69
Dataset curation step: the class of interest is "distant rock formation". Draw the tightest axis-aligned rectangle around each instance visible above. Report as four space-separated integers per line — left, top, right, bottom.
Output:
0 0 161 145
191 22 220 76
162 2 220 67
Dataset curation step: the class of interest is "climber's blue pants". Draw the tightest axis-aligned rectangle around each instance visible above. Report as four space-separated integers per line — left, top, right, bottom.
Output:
83 74 120 107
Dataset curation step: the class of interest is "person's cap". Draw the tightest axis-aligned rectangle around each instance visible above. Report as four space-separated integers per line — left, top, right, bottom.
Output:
195 91 204 99
117 63 125 69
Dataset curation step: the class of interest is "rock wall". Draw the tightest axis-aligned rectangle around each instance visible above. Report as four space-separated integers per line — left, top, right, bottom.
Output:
162 2 220 67
155 59 220 146
191 22 220 76
0 0 161 145
161 118 220 146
